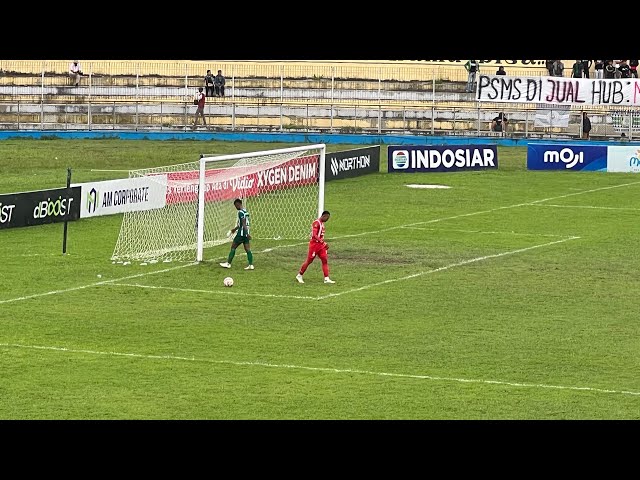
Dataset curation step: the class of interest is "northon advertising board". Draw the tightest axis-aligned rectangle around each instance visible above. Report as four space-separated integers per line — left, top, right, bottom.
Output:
325 146 380 181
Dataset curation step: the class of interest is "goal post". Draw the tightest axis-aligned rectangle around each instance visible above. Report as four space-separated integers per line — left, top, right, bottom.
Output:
111 143 326 264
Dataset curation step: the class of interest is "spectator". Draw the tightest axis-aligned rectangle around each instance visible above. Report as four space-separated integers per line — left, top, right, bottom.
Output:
629 59 638 78
618 59 631 78
613 61 622 79
491 112 508 134
620 132 630 142
69 60 83 87
604 60 616 79
204 69 215 98
192 86 206 129
214 69 226 97
495 66 506 76
594 60 605 79
571 60 583 78
552 59 565 77
464 60 479 93
581 112 591 140
581 60 592 78
545 60 555 77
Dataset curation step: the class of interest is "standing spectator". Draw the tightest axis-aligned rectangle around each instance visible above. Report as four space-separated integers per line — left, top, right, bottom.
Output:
629 59 638 78
491 112 508 134
69 60 83 87
552 59 565 77
192 86 206 129
204 69 215 98
581 60 592 78
464 60 479 93
571 60 583 78
214 69 226 97
495 66 507 76
594 60 605 79
545 60 555 76
581 112 591 140
613 60 622 78
618 59 631 78
604 60 616 79
621 132 630 142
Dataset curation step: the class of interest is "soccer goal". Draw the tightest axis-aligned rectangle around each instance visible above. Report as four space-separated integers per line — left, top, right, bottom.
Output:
111 143 327 263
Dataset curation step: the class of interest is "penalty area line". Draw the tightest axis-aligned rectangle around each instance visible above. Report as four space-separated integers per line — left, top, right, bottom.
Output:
531 204 640 212
0 263 197 305
0 342 638 398
2 242 306 306
109 283 318 300
316 235 581 300
6 181 630 305
401 226 574 238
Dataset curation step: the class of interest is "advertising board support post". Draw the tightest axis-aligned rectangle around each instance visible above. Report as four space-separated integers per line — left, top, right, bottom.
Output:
62 167 71 255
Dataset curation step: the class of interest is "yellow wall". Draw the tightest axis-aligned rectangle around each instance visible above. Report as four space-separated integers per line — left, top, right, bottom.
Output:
0 59 555 79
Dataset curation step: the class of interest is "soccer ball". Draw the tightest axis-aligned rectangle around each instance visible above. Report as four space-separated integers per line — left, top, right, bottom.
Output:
223 276 234 287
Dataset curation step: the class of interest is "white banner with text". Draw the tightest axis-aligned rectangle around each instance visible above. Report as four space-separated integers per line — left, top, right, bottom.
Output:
73 176 168 218
477 75 640 106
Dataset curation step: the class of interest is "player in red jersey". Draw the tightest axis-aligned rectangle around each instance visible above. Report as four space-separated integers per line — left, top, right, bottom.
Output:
296 210 335 284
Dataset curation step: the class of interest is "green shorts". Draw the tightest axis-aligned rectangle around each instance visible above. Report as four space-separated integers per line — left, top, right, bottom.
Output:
233 234 250 244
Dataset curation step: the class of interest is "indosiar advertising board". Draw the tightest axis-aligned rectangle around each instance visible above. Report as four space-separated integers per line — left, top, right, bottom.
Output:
0 186 81 230
388 145 498 173
325 146 380 181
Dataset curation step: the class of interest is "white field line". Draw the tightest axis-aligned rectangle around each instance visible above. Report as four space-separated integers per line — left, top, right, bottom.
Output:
1 245 296 305
525 180 640 205
1 342 638 398
401 227 572 238
3 180 637 305
316 236 580 300
109 283 317 300
334 180 640 241
114 236 580 301
0 263 196 305
532 204 640 212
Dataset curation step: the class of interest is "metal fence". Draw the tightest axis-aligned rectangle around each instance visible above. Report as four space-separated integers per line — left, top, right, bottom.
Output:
1 99 636 140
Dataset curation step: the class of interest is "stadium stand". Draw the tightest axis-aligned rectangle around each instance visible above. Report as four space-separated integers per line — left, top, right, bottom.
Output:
0 60 634 138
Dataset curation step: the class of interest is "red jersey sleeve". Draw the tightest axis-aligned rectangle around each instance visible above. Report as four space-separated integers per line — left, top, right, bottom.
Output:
310 220 323 243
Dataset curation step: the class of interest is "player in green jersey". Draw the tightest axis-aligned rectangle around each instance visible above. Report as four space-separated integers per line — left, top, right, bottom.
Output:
220 198 254 270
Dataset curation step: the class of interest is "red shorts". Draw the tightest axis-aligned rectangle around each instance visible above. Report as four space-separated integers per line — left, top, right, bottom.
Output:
308 241 328 260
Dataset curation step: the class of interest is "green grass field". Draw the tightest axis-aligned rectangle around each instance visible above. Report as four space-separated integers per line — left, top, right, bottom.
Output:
1 139 639 419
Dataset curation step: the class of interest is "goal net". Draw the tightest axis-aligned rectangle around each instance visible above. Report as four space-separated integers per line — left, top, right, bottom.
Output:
111 143 326 263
